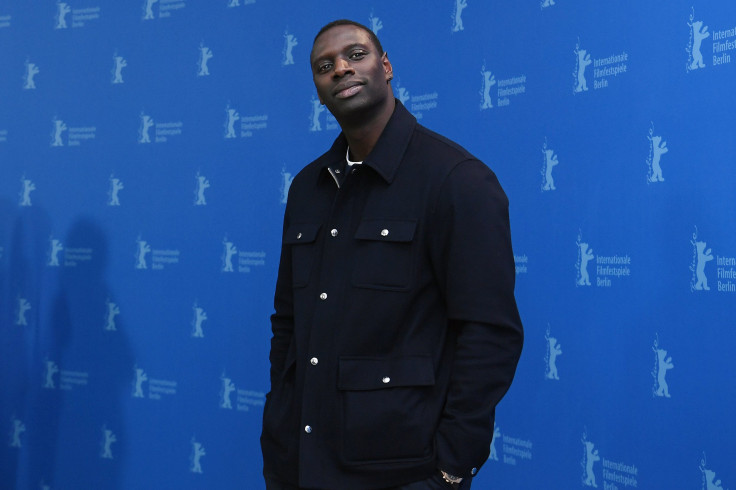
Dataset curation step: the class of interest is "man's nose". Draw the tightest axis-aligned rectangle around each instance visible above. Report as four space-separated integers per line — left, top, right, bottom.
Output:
333 57 354 77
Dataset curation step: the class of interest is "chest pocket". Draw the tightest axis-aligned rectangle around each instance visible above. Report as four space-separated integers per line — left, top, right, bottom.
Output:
284 223 321 288
352 219 417 291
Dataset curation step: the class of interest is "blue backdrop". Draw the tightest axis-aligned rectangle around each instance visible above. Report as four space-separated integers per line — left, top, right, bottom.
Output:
1 1 734 489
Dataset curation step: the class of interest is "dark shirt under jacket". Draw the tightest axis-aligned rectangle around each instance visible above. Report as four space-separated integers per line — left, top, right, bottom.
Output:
261 100 523 490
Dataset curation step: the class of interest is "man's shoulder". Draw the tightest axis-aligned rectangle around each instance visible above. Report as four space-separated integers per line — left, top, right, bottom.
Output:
302 153 330 175
409 124 502 194
290 147 335 186
295 132 346 179
410 123 479 167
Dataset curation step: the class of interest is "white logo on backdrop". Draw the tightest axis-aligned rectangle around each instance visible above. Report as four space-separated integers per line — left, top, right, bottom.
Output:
19 178 36 206
646 122 669 183
112 54 127 84
217 377 266 412
228 0 254 6
101 426 116 459
135 237 151 269
576 232 595 287
489 423 501 461
143 0 157 20
687 8 709 72
198 43 213 76
690 226 713 291
220 375 236 409
55 2 71 29
138 113 154 143
540 0 556 8
282 31 298 66
222 237 237 272
48 237 64 266
23 60 39 89
480 64 496 109
16 297 31 326
281 167 294 204
131 240 180 270
581 432 600 487
44 360 59 389
700 453 727 490
545 325 562 380
218 107 270 138
309 97 325 131
369 12 383 35
221 108 270 137
190 438 206 473
573 40 592 93
191 303 207 338
225 105 240 138
487 426 533 466
51 118 67 146
105 299 120 331
452 0 467 32
194 173 209 206
10 419 26 448
651 334 673 398
108 175 124 206
133 366 148 397
541 138 559 191
395 81 410 106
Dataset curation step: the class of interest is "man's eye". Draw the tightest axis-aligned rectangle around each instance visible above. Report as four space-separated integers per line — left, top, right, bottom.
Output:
349 51 367 60
317 63 332 73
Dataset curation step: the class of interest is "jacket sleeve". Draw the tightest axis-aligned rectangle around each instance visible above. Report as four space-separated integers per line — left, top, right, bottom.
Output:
430 159 524 478
268 206 294 382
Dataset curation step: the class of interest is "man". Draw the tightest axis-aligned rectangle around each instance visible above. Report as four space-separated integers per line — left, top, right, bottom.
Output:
261 19 523 490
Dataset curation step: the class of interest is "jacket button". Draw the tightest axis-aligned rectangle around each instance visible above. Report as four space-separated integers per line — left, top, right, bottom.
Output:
310 357 318 366
471 467 477 475
330 229 338 237
304 425 312 433
296 232 302 239
382 377 390 384
380 229 389 237
319 293 327 300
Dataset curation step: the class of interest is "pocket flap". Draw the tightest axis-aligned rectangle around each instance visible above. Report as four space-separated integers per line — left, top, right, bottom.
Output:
283 223 321 245
355 219 417 243
338 356 435 391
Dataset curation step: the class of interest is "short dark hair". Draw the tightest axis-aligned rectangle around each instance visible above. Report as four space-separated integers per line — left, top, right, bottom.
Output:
312 19 384 56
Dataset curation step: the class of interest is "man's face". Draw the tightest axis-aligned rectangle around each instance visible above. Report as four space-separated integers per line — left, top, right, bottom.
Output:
310 25 393 121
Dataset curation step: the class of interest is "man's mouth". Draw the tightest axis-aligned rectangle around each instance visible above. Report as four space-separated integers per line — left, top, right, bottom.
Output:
334 83 363 99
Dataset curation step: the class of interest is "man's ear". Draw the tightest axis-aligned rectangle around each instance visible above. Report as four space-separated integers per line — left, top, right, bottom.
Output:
382 52 393 82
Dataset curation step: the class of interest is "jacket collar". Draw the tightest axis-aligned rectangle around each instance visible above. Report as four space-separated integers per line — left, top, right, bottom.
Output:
320 100 416 186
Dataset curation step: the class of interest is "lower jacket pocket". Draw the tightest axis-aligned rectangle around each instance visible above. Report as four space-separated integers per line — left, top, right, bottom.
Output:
338 355 437 464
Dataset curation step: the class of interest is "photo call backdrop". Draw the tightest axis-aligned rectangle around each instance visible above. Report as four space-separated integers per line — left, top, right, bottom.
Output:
1 1 734 489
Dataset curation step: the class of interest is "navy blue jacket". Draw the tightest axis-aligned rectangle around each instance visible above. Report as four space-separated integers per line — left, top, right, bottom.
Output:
261 101 523 489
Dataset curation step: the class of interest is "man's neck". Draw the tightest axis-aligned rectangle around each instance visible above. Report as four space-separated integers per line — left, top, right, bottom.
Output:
339 98 395 162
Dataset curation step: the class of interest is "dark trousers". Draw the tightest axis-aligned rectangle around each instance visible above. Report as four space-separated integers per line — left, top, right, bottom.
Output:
265 472 473 490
